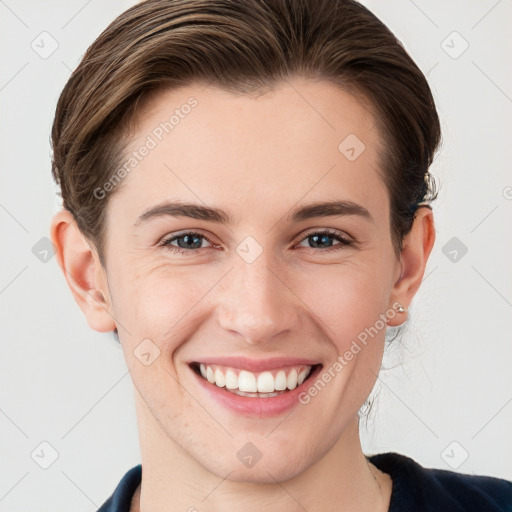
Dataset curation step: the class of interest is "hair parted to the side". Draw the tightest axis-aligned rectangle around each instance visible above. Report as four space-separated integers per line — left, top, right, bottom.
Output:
51 0 441 267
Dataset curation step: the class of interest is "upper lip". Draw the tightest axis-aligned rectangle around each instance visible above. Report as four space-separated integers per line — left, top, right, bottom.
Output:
190 356 321 373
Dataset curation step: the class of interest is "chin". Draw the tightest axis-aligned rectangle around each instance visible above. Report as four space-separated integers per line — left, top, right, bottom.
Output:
194 443 314 484
219 461 307 484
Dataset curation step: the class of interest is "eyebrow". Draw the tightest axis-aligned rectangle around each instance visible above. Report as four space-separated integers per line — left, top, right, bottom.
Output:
134 199 374 227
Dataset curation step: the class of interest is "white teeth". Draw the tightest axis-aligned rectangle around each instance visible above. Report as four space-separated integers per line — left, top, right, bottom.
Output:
275 370 287 390
196 363 314 394
297 368 309 386
231 390 285 398
238 370 257 392
225 368 238 390
287 368 298 390
214 368 225 388
257 371 275 393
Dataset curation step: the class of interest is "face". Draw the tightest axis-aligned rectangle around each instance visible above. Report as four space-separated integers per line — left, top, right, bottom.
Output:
100 78 402 482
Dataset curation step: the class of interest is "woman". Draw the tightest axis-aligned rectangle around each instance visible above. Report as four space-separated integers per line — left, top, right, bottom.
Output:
49 0 512 510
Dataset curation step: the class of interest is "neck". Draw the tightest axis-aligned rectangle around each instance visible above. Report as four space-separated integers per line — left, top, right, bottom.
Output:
132 397 391 512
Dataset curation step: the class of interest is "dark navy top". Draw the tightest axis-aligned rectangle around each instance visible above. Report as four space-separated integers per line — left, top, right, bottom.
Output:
97 452 512 511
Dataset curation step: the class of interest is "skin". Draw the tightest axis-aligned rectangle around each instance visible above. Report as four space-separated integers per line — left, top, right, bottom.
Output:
51 77 435 511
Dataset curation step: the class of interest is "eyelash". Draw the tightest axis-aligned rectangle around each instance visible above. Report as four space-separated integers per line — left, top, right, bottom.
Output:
159 229 354 255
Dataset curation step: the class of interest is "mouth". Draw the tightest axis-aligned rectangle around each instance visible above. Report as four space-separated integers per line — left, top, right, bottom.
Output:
188 358 323 416
191 362 319 396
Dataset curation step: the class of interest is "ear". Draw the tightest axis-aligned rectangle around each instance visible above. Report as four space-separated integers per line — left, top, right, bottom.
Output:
387 207 436 327
50 209 116 333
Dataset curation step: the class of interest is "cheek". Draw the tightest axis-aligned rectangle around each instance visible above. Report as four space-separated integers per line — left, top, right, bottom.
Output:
110 260 218 348
110 264 213 412
293 260 392 351
296 265 390 416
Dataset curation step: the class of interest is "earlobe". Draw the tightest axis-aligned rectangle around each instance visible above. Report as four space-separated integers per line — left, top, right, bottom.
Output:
50 209 116 333
387 207 436 326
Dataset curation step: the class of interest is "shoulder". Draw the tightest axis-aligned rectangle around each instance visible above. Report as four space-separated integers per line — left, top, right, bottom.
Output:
97 464 142 512
369 452 512 512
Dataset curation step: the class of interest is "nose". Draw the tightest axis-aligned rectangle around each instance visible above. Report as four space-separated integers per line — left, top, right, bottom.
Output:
216 253 300 345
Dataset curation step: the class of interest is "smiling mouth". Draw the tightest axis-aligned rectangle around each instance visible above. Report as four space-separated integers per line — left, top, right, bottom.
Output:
190 362 322 398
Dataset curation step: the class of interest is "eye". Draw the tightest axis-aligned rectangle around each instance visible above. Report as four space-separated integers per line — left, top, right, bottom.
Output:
295 229 354 253
160 231 215 255
159 228 354 256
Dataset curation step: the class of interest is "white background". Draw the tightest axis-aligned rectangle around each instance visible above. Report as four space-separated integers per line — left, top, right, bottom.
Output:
1 0 511 510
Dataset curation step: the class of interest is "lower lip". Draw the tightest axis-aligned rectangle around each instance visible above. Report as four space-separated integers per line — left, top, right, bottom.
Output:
190 364 323 418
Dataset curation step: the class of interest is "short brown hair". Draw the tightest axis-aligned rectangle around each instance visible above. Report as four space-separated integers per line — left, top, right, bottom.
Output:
51 0 441 266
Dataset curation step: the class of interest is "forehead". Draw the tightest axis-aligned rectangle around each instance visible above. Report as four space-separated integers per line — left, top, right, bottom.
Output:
110 78 388 227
